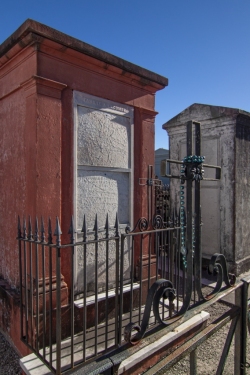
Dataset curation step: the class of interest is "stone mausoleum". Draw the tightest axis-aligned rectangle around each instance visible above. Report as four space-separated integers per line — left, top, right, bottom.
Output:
163 103 250 275
0 19 168 354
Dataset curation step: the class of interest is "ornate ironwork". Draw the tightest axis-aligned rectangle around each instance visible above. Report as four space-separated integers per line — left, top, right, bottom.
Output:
124 120 236 345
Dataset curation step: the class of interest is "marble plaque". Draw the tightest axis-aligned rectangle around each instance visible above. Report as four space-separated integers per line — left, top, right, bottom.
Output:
77 105 131 169
74 92 133 295
77 170 129 229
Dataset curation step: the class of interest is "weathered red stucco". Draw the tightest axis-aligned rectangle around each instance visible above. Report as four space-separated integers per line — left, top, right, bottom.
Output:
0 19 168 354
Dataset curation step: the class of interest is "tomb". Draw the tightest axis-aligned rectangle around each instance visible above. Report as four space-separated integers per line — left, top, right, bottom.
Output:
0 19 168 354
163 103 250 275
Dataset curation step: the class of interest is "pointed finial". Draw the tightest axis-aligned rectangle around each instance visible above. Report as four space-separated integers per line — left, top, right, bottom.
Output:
54 217 62 246
68 216 75 244
81 215 87 242
115 212 119 237
28 216 33 240
34 217 39 242
105 213 109 239
23 216 27 240
17 216 22 238
48 217 53 244
41 217 45 242
93 214 98 240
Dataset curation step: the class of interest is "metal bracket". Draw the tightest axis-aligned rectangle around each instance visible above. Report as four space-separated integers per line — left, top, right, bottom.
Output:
161 159 221 182
139 178 162 186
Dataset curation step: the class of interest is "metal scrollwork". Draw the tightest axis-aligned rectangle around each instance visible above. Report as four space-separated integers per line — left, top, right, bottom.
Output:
124 279 177 345
152 215 164 230
127 217 149 233
199 253 236 300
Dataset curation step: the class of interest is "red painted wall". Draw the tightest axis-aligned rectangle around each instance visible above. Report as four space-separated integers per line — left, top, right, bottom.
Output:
0 23 167 355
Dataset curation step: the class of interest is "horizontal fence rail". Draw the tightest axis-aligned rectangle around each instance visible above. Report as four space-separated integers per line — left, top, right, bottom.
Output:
18 212 235 374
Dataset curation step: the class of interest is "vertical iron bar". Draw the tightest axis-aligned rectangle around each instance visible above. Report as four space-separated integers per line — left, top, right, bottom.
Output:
82 215 87 362
183 121 193 310
148 234 151 292
18 217 23 340
105 214 109 351
215 315 239 375
194 122 202 300
23 218 28 344
177 225 180 312
48 218 53 367
28 217 34 349
116 214 122 346
34 218 39 353
139 235 143 325
69 216 75 368
235 284 243 374
240 278 250 375
94 215 99 356
118 214 124 346
130 236 135 324
54 217 62 374
155 231 159 282
162 228 165 281
190 350 197 375
41 217 46 359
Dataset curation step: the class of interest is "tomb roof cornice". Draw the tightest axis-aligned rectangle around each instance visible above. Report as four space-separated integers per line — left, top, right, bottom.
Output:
0 19 168 90
163 103 250 131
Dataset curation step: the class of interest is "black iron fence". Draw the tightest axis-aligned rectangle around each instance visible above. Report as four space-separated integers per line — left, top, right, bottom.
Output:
18 211 236 374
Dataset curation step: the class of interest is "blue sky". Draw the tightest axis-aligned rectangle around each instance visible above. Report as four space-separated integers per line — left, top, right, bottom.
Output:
1 1 250 149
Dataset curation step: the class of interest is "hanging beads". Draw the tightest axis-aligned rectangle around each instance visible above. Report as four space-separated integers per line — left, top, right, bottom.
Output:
180 169 187 268
192 216 195 258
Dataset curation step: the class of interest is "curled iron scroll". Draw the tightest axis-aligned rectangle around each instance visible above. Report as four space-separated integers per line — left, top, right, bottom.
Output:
201 253 236 300
124 279 177 345
126 217 149 234
152 215 164 230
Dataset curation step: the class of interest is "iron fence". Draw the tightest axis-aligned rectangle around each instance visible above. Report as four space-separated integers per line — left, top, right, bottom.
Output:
18 210 237 374
17 211 194 374
17 120 248 374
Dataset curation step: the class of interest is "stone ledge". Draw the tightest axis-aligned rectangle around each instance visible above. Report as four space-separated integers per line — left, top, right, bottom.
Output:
19 310 209 375
117 311 210 374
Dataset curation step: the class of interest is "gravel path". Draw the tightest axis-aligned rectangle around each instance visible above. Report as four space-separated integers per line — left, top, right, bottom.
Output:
1 301 249 374
0 332 22 375
163 301 250 375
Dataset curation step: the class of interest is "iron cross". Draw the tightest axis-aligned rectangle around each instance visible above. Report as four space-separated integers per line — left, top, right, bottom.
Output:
161 120 221 300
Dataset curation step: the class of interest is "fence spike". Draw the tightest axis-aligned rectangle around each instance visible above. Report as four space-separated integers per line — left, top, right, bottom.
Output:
23 216 27 239
17 215 22 238
94 214 98 240
105 213 109 238
41 217 45 242
54 217 62 246
68 216 75 244
48 217 53 244
28 215 33 240
115 212 119 237
34 217 39 242
81 215 87 242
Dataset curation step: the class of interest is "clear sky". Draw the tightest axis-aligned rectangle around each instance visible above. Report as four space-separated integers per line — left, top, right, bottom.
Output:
1 1 250 150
